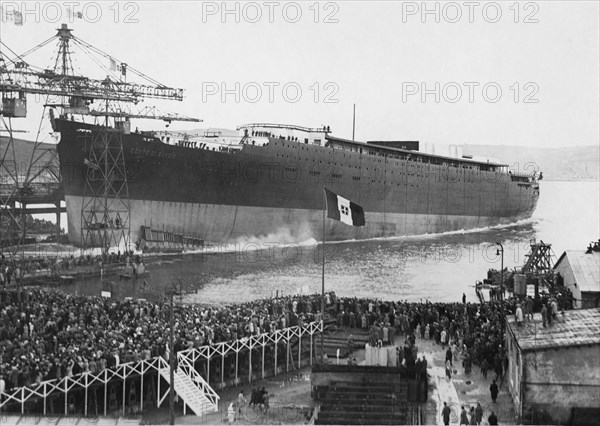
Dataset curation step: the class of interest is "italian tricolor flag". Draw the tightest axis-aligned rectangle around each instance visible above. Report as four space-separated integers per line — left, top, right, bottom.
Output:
324 188 366 227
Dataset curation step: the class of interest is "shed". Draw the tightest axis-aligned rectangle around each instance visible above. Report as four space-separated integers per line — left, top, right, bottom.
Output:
506 308 600 424
553 251 600 308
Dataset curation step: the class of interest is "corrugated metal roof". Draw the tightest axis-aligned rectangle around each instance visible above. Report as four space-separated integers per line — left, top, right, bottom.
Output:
554 251 600 293
507 307 600 351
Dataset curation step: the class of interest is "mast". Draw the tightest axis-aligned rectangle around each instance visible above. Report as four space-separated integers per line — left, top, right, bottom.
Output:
352 103 356 141
57 24 72 77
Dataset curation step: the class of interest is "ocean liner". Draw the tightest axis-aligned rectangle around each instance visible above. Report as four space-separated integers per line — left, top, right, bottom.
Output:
54 119 540 246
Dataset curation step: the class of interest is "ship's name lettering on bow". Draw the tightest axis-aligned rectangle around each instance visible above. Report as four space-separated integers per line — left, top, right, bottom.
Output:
129 148 176 159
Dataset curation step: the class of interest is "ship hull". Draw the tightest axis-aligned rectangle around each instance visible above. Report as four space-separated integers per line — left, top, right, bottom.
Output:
55 120 539 246
63 195 532 245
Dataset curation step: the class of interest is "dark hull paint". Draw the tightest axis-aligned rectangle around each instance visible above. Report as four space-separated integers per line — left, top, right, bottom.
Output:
55 119 539 244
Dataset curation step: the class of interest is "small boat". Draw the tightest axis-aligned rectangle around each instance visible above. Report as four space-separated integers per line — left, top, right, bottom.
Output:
59 275 76 282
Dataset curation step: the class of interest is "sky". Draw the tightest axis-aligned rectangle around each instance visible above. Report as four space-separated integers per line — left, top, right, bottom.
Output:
0 0 599 149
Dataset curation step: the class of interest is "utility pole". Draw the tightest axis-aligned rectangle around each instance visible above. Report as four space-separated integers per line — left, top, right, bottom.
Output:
145 280 179 425
496 242 505 338
169 288 175 425
496 242 504 301
166 278 184 425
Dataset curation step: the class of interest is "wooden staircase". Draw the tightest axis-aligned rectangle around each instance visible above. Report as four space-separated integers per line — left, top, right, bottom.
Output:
315 380 418 425
159 368 218 417
322 329 369 359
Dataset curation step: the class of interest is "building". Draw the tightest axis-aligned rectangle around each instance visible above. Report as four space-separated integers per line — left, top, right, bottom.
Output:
553 250 600 308
506 308 600 425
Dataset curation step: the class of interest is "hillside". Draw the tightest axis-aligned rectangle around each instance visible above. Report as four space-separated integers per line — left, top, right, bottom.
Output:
462 144 598 181
0 136 58 177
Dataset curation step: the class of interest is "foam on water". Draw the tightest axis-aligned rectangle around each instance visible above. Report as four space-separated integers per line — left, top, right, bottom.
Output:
53 181 598 306
321 216 539 246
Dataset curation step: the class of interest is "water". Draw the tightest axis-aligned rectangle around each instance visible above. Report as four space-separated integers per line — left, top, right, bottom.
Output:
63 181 599 304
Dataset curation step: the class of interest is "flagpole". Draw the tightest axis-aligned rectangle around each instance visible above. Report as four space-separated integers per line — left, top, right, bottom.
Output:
321 187 326 362
352 103 356 141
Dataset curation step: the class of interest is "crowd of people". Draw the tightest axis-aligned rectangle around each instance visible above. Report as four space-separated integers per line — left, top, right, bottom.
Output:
0 251 134 285
0 288 322 393
330 284 577 378
441 401 499 425
328 295 517 383
2 285 575 400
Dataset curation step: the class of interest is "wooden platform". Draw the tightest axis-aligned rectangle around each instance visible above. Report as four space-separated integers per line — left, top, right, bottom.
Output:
311 364 423 425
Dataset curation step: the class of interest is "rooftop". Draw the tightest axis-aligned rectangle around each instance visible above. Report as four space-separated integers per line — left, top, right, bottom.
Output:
325 135 508 167
507 307 600 351
554 250 600 293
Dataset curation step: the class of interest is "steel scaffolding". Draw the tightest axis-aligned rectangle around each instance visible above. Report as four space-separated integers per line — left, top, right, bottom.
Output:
79 125 130 252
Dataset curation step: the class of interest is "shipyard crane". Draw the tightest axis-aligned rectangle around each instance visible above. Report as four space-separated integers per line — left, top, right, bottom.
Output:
0 24 195 113
522 240 557 275
1 24 200 254
0 48 61 252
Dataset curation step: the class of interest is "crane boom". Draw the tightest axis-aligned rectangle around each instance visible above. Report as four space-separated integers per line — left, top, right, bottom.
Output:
88 109 202 123
1 24 185 105
1 67 183 102
1 24 198 122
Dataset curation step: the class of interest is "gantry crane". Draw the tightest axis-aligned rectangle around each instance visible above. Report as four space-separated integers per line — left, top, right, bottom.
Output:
522 240 557 275
1 24 200 254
